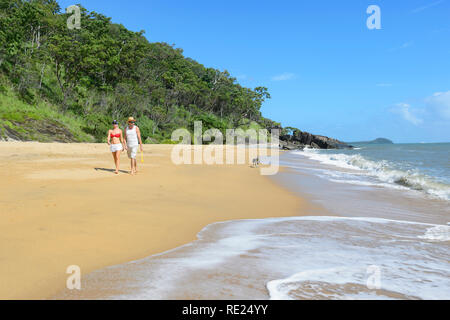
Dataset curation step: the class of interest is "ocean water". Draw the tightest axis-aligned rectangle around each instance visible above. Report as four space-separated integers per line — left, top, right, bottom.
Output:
57 143 450 300
297 143 450 201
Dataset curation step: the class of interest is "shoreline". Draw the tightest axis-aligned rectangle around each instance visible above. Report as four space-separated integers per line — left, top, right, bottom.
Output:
0 142 324 299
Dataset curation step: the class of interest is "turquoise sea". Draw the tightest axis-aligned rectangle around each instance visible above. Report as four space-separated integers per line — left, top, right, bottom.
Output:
298 143 450 201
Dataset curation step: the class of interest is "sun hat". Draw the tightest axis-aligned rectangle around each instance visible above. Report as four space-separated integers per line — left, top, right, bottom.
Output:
127 117 136 123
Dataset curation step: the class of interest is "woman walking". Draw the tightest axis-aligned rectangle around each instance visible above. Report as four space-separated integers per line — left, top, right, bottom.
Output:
107 120 125 174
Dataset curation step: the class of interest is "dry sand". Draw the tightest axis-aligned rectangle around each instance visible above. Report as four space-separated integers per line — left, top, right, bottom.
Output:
0 142 319 299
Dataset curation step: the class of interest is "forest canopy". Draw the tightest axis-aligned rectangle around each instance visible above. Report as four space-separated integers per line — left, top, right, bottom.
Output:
0 0 282 143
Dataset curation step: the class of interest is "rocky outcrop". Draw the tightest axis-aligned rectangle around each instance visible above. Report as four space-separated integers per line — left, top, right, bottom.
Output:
279 140 305 150
0 118 78 143
279 129 353 150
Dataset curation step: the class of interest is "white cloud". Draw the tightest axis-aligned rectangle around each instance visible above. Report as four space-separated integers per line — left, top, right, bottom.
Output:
425 91 450 120
400 41 413 49
271 72 296 81
376 83 393 87
391 103 423 125
411 0 444 14
388 41 413 52
390 90 450 126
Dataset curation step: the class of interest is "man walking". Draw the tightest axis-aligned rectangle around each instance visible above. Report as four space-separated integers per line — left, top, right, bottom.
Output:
123 117 143 175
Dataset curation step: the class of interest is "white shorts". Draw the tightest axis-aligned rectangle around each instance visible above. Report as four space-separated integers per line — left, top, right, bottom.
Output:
110 143 123 153
127 146 138 159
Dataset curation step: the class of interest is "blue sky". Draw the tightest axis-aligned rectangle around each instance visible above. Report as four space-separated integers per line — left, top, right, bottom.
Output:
59 0 450 143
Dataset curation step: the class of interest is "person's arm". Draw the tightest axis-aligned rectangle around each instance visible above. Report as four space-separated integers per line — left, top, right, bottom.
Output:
136 126 143 151
122 129 127 150
107 130 111 145
120 130 126 151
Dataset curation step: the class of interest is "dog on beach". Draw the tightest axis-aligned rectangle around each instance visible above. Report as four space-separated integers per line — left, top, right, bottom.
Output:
252 157 261 168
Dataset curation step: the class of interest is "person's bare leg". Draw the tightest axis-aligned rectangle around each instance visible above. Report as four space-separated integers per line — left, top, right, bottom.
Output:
114 151 120 174
112 152 118 174
134 159 138 174
130 158 135 175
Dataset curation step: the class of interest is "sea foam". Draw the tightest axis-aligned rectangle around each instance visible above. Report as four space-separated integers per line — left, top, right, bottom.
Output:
293 149 450 201
418 224 450 242
75 216 450 300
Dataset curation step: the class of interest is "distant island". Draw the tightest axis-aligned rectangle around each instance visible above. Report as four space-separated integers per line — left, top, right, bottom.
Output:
349 138 394 145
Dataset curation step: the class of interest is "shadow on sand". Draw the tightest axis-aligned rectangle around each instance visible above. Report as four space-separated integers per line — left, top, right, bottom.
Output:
94 168 129 174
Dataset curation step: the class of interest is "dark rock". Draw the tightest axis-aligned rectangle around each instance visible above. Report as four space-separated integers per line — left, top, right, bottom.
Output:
2 126 22 141
0 118 77 143
280 140 305 150
278 128 353 150
283 144 296 150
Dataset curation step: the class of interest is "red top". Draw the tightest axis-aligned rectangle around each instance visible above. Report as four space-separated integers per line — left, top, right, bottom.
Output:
110 133 121 138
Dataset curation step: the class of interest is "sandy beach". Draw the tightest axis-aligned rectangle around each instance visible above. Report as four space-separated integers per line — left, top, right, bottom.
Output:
0 142 319 299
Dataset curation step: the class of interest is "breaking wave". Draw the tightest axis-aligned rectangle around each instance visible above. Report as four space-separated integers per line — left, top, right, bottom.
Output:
295 149 450 201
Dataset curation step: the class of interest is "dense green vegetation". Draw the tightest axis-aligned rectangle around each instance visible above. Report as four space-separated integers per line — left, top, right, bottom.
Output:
0 0 282 143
